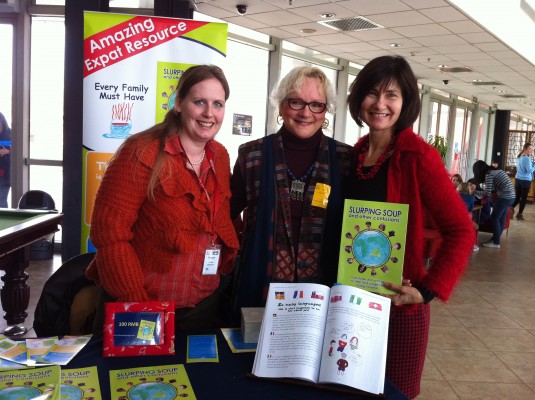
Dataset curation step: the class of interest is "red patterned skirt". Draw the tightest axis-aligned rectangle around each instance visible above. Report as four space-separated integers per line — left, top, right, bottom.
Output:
386 303 430 399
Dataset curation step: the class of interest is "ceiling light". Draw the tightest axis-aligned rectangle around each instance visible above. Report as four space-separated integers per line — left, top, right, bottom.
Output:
300 28 316 34
438 64 447 68
389 43 402 47
472 79 482 82
318 12 335 18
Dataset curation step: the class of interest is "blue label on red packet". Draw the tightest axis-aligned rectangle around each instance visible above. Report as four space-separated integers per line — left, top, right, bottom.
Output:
113 312 163 346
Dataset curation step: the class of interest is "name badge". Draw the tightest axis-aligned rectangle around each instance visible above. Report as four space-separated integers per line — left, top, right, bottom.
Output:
311 183 331 208
202 244 222 275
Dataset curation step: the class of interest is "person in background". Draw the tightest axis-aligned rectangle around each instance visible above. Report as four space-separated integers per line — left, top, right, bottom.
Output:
457 182 479 252
345 55 473 399
0 112 11 208
451 173 462 189
511 143 535 220
491 160 499 169
467 177 491 226
87 65 239 331
230 66 353 316
473 159 515 248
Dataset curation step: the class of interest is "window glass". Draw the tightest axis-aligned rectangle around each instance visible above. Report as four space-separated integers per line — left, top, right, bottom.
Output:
0 24 13 208
451 107 466 176
427 101 439 141
217 39 269 165
30 17 64 161
344 73 367 145
30 165 63 239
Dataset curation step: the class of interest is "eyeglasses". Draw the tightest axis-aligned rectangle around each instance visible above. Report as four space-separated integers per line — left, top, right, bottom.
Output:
286 98 327 114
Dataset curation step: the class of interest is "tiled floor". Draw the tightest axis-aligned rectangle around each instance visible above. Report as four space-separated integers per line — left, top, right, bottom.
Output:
1 204 534 399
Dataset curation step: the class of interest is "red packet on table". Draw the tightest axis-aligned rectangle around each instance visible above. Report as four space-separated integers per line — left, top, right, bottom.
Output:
103 301 175 357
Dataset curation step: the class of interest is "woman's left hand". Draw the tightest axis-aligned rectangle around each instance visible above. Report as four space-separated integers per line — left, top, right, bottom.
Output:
383 281 424 306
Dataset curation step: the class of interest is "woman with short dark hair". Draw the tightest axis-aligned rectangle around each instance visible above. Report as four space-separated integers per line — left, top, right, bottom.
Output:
345 55 473 399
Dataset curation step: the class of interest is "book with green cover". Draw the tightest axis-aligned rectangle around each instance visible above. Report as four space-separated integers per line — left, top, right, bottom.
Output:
109 364 196 400
61 366 102 400
337 199 409 295
0 364 61 399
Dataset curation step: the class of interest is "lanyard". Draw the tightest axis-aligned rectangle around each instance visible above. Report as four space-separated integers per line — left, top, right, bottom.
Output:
191 152 220 246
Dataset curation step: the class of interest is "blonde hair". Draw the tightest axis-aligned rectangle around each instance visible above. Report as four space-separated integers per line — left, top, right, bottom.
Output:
270 66 336 114
457 182 471 195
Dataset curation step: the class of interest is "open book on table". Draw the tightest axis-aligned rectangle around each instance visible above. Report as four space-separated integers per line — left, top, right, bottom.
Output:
252 282 391 396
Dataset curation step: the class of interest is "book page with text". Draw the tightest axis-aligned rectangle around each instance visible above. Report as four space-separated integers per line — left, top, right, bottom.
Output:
318 285 390 394
253 283 330 383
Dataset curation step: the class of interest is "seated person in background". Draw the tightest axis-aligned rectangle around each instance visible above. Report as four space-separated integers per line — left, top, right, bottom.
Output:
457 182 479 252
451 173 462 189
467 177 491 226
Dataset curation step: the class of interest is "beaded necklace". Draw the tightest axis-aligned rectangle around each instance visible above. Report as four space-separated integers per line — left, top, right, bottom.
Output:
187 149 206 166
355 135 396 180
287 163 315 201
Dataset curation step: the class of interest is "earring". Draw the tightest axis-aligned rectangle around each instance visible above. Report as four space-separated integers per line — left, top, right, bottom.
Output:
277 115 283 125
322 118 329 129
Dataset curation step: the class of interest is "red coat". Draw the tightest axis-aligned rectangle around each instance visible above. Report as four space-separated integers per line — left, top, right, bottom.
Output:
382 128 473 301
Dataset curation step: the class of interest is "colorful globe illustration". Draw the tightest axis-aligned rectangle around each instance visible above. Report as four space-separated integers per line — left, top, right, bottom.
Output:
353 230 391 267
0 386 42 399
128 382 177 400
60 384 84 400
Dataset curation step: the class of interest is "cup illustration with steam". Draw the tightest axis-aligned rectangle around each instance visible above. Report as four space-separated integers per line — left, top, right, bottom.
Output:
104 102 134 139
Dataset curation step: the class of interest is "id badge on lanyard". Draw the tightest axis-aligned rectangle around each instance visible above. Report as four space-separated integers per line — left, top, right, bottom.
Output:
202 242 222 275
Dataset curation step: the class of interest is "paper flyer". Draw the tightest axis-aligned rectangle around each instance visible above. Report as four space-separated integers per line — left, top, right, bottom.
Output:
0 365 61 399
61 366 102 400
220 328 257 353
0 342 28 365
81 12 228 252
109 364 195 400
337 199 409 295
26 337 58 366
37 335 92 365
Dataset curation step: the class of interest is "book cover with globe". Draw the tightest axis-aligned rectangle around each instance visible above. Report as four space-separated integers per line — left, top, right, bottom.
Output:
61 366 101 400
109 364 195 400
337 199 409 295
0 364 60 400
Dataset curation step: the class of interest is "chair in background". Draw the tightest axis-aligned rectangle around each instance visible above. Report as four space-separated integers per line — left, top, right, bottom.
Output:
18 190 57 260
33 252 98 337
479 207 513 236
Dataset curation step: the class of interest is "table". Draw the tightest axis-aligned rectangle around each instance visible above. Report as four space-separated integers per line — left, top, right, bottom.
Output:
0 208 63 336
67 331 408 400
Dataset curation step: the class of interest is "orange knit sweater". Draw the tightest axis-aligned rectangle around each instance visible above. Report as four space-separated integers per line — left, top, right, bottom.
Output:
86 135 239 303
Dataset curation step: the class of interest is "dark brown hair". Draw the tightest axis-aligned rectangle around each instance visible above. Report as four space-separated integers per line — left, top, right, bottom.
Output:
517 142 533 158
118 65 230 199
347 56 420 131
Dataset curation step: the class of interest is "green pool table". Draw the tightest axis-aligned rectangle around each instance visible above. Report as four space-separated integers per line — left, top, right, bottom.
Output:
0 209 63 335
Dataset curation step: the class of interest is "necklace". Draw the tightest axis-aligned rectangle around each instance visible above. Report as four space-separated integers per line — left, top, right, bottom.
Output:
355 136 396 180
187 149 205 166
287 163 315 201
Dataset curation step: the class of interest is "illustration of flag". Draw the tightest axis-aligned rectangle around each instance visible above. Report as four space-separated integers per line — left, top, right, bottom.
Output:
299 291 304 298
350 295 362 305
275 292 285 300
330 294 342 303
369 302 382 311
293 290 298 298
311 291 324 300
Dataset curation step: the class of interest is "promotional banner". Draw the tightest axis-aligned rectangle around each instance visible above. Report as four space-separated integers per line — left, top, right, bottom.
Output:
82 11 227 252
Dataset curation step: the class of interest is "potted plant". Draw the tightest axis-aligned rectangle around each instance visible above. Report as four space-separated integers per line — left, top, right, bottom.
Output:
428 136 448 164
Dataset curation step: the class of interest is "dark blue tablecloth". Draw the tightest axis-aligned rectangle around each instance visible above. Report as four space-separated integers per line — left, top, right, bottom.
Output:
67 331 408 400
